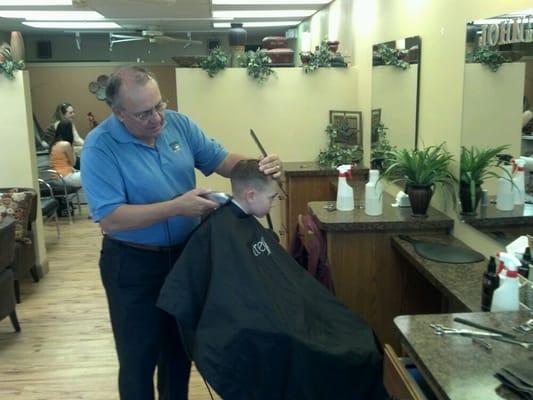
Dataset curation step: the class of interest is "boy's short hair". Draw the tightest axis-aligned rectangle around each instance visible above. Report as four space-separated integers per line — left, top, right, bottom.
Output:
230 159 272 194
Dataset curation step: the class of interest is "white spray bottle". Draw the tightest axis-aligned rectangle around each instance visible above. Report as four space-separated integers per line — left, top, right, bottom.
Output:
490 252 521 312
513 158 526 205
336 164 354 211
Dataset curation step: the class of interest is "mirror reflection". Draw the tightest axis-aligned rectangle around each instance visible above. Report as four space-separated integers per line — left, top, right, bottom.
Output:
461 11 533 244
371 36 421 168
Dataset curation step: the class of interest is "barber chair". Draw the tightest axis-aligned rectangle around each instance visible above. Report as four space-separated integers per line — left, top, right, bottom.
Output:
0 217 21 332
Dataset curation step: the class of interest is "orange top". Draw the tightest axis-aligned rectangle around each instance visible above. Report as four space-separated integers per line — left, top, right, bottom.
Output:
49 142 74 177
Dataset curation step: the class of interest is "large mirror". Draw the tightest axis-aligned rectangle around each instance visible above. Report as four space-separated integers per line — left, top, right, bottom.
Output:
461 11 533 244
371 36 421 167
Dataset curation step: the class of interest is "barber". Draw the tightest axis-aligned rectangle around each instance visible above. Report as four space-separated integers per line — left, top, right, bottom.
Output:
80 65 281 400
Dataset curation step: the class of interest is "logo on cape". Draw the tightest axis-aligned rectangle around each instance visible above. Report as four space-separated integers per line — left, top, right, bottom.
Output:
251 236 271 257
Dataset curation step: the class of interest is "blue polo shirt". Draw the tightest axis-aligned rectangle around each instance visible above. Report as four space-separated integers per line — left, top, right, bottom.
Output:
80 111 228 246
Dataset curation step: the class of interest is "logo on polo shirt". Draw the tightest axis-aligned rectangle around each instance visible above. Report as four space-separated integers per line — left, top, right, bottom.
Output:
169 141 181 153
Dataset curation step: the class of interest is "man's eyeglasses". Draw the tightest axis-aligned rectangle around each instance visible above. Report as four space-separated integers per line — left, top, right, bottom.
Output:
125 100 167 121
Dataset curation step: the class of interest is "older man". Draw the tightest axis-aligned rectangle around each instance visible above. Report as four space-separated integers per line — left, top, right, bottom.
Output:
81 65 281 400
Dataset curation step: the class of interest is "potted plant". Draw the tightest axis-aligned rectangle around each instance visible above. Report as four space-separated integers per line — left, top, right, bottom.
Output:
459 144 509 215
370 122 395 170
466 46 508 72
302 40 332 74
239 48 275 84
0 43 25 79
317 121 363 168
381 143 456 216
200 47 229 78
374 44 409 70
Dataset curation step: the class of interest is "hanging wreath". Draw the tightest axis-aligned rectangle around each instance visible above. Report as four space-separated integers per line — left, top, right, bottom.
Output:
0 44 25 79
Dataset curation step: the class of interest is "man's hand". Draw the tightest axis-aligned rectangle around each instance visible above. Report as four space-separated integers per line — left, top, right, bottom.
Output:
258 154 282 179
173 188 219 217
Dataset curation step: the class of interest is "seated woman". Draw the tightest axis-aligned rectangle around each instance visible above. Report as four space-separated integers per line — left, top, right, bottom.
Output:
49 120 82 187
46 102 85 147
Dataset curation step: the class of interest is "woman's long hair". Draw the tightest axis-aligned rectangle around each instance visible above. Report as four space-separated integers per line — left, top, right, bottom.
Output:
52 102 72 122
49 120 74 154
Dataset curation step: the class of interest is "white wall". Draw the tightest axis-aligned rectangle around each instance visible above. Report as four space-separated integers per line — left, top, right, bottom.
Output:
176 67 359 232
0 71 47 272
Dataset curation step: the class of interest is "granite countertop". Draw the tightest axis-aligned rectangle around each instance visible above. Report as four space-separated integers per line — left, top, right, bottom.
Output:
391 235 486 312
462 200 533 229
308 194 453 232
395 311 531 400
283 161 368 177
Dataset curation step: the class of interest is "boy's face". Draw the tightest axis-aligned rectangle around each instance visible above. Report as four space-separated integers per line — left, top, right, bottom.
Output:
247 180 278 218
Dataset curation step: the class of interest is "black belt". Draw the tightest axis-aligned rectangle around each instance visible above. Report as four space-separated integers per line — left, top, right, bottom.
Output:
105 236 184 253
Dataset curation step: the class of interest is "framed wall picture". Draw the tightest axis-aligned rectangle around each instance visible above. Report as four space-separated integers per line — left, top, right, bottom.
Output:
329 110 363 147
371 109 382 144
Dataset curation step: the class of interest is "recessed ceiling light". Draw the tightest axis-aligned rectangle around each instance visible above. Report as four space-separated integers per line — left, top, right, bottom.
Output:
213 10 315 18
22 21 121 29
0 11 104 21
0 0 71 4
213 21 300 28
212 0 331 4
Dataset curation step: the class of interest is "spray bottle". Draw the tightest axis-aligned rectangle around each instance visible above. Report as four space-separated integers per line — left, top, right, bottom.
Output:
490 252 521 312
336 164 354 211
496 165 514 211
513 158 526 205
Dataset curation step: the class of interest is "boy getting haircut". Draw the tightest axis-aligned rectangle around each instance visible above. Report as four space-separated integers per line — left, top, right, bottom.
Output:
230 159 278 218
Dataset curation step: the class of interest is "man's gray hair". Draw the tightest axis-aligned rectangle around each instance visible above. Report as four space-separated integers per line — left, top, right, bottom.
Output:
105 65 156 108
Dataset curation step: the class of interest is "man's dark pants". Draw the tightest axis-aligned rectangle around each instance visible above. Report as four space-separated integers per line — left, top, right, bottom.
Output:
99 236 191 400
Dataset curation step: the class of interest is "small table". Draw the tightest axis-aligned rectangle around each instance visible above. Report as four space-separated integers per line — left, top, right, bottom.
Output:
394 311 532 400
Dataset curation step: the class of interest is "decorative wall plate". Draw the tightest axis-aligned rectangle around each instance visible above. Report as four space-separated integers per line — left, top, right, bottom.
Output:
96 74 108 87
96 86 107 101
88 81 98 94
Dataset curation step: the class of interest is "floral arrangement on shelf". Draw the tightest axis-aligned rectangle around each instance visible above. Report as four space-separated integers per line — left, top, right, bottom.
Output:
200 47 229 78
0 44 25 79
375 44 409 70
302 40 333 74
318 119 363 168
239 48 275 84
465 46 508 72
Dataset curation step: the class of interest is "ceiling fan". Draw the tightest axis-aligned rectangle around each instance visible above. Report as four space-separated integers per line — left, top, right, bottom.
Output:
109 30 202 50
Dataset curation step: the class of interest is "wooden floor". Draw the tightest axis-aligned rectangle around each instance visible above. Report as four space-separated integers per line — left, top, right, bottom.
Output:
0 207 220 399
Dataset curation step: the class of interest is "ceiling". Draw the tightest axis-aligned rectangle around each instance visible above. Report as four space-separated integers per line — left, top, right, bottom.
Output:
0 0 328 36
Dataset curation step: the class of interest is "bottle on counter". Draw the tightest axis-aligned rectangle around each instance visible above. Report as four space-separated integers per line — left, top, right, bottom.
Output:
496 165 514 211
513 158 526 206
491 252 521 312
481 256 499 312
336 164 354 211
365 169 383 216
526 275 533 310
519 247 531 279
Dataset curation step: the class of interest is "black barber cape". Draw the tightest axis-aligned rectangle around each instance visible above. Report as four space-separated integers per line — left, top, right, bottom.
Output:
157 202 385 400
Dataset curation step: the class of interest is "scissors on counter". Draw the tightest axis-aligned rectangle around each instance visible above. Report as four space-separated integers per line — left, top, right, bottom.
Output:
429 323 502 338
